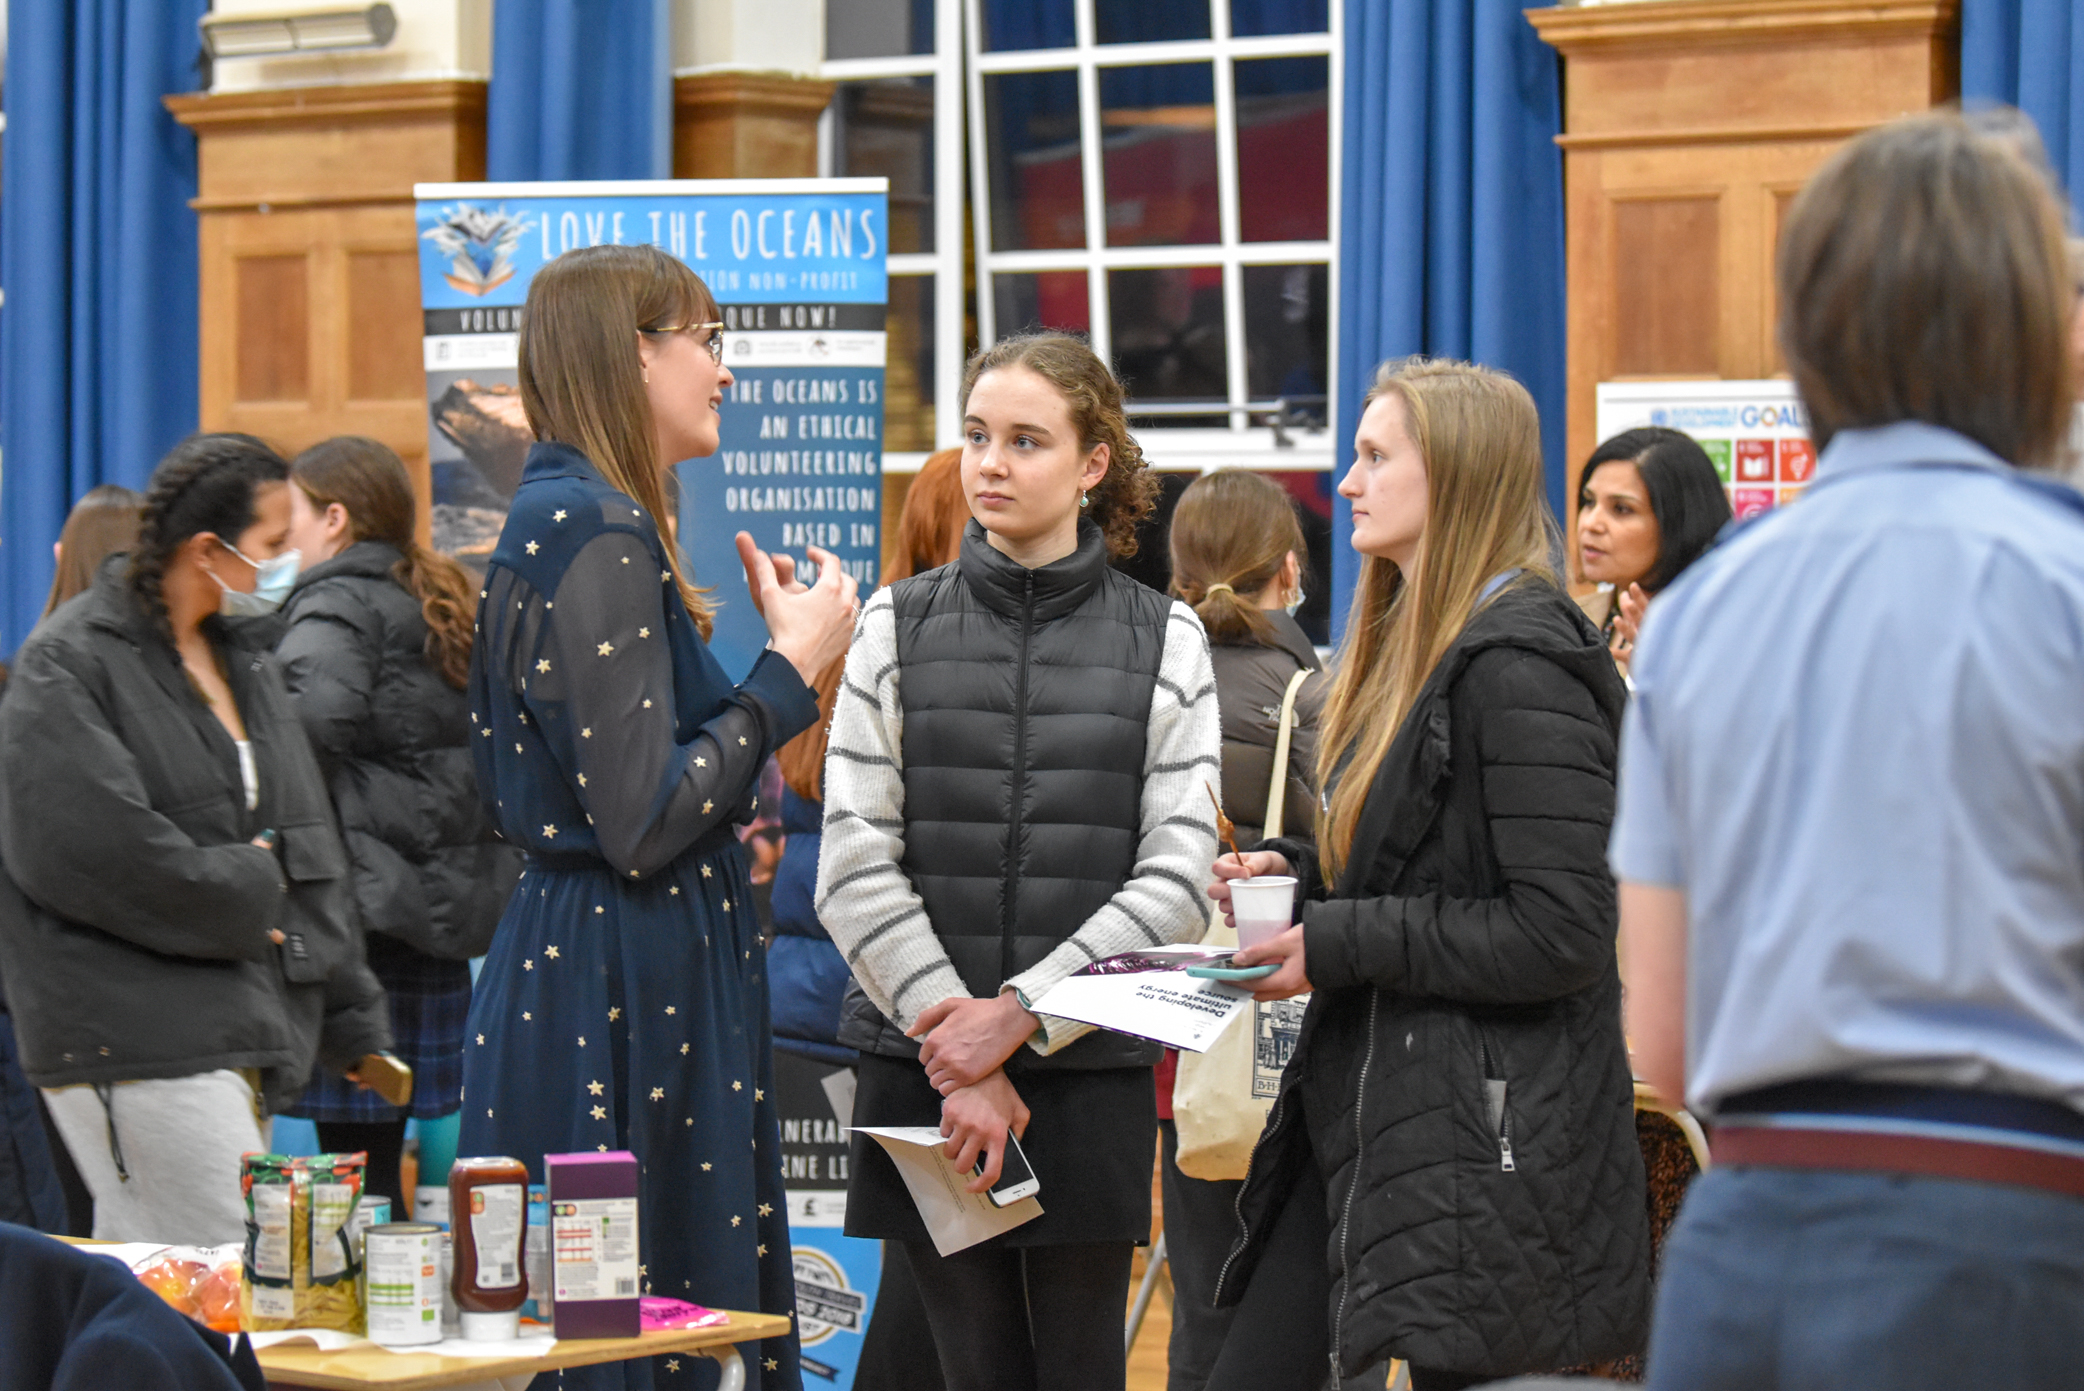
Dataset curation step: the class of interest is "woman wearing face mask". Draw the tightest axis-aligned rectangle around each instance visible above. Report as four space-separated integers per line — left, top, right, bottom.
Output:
462 244 854 1388
0 433 390 1244
1204 360 1649 1390
1575 428 1732 677
817 332 1221 1391
272 437 521 1213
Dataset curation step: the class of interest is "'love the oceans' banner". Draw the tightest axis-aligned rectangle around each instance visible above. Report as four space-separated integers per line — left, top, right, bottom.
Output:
412 177 889 677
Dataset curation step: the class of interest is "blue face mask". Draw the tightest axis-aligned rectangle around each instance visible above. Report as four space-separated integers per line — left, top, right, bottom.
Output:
210 543 302 617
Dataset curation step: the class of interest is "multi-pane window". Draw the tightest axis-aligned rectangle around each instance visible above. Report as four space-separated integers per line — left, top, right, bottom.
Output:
824 0 1336 475
966 0 1336 471
822 0 968 464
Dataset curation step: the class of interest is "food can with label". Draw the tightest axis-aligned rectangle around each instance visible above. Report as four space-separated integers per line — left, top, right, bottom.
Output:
364 1222 445 1346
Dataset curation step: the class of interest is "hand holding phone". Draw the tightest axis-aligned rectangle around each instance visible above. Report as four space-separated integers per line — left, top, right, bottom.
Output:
351 1051 414 1109
971 1128 1041 1207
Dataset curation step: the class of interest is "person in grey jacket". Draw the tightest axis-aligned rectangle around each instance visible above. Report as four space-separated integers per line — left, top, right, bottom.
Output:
0 434 390 1245
273 437 519 1210
1158 467 1326 1391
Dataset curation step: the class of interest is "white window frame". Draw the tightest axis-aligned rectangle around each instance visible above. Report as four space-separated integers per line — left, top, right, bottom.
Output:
961 0 1339 472
821 2 970 473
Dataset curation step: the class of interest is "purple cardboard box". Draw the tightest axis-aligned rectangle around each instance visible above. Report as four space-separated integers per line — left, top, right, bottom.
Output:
545 1151 641 1338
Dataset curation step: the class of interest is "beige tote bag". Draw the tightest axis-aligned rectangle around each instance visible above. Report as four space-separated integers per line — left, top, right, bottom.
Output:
1173 668 1312 1181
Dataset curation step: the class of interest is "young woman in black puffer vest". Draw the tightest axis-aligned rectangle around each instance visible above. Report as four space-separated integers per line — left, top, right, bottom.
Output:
273 437 520 1209
816 332 1222 1391
1207 359 1650 1390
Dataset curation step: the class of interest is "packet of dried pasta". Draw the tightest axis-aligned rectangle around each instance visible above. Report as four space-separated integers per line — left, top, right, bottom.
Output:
239 1151 368 1333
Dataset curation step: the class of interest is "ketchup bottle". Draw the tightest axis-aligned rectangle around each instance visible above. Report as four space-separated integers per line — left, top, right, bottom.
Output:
449 1156 530 1340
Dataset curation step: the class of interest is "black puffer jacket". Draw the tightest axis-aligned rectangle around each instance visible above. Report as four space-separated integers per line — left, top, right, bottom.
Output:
0 566 390 1111
1218 580 1648 1378
274 542 518 963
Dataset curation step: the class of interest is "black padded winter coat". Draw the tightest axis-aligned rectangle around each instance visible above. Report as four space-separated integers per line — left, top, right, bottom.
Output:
274 542 519 963
1217 579 1649 1378
0 565 390 1111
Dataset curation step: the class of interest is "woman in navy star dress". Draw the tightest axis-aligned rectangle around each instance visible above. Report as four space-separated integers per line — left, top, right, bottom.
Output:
461 244 857 1391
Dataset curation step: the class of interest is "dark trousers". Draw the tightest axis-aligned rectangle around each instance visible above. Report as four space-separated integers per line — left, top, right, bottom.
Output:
1648 1165 2084 1390
1203 1161 1455 1391
900 1239 1132 1391
1158 1119 1243 1391
315 1119 407 1212
852 1242 945 1391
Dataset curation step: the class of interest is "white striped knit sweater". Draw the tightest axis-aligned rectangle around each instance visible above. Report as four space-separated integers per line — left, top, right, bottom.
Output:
815 585 1223 1054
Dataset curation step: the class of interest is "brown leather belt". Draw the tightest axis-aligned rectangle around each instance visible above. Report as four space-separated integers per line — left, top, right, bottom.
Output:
1712 1124 2084 1200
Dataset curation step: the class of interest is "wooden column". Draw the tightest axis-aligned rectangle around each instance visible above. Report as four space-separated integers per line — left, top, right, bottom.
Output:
166 82 487 530
1526 0 1958 538
674 72 837 179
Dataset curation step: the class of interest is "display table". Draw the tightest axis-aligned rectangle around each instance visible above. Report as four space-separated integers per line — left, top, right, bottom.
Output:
255 1314 791 1391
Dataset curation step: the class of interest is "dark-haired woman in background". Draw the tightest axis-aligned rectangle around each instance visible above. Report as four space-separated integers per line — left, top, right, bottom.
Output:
43 485 143 618
0 434 389 1243
273 437 521 1212
1575 427 1733 677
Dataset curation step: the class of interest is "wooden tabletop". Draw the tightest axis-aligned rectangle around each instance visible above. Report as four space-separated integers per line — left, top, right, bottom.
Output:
252 1313 791 1389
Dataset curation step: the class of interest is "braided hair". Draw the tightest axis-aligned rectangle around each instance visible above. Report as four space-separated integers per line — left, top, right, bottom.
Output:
128 434 291 649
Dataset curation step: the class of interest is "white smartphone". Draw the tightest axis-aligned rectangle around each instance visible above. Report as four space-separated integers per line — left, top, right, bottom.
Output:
972 1128 1041 1207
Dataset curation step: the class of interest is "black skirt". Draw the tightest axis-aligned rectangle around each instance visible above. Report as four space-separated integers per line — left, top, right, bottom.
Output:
844 1053 1157 1248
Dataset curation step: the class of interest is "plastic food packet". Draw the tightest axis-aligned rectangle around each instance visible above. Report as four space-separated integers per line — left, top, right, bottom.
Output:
132 1245 244 1333
239 1151 368 1333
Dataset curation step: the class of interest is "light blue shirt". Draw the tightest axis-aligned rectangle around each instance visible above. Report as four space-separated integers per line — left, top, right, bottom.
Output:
1612 422 2084 1117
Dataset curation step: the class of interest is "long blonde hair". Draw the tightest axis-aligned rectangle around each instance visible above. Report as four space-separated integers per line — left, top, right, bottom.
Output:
518 244 718 637
1317 358 1556 884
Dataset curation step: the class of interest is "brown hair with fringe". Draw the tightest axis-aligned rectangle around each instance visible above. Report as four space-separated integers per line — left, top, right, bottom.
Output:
959 332 1158 558
291 436 478 689
1168 469 1305 644
777 447 969 804
44 485 143 617
1317 358 1555 885
518 243 720 637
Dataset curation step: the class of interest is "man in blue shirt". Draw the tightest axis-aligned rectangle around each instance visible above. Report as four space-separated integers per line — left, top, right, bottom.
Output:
1615 111 2084 1390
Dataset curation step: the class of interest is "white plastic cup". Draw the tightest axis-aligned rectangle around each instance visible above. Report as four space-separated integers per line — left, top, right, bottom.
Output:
1229 875 1298 950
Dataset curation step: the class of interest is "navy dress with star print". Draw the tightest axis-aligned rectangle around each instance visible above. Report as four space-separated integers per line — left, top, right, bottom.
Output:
462 441 818 1391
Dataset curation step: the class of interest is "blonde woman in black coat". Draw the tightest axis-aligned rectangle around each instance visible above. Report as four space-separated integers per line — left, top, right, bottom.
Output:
1207 361 1648 1389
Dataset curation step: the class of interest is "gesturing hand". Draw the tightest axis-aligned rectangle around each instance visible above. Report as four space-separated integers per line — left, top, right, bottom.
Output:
736 533 858 683
910 992 1039 1095
1233 922 1312 1001
940 1069 1032 1193
1207 849 1292 931
1609 582 1649 675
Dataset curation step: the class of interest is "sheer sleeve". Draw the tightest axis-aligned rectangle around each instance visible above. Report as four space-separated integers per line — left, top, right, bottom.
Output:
521 531 812 879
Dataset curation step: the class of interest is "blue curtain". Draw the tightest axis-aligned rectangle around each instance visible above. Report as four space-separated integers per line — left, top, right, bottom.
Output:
0 0 208 656
1962 0 2084 206
487 0 672 182
1331 0 1568 634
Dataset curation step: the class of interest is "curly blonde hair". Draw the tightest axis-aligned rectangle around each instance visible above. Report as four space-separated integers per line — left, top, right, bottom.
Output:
959 332 1159 558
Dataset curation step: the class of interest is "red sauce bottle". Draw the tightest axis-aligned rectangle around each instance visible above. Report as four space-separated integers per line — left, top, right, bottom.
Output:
448 1156 530 1340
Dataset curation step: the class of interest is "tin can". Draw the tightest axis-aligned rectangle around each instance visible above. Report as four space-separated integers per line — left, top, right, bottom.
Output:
347 1196 393 1321
364 1222 445 1346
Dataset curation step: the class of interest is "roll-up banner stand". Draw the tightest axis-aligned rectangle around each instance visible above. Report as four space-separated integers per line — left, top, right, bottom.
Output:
413 178 890 678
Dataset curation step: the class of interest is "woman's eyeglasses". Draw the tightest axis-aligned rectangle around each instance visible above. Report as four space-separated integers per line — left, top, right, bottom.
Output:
641 321 726 365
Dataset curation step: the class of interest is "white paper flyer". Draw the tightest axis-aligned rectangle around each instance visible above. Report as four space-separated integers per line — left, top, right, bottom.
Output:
849 1126 1043 1256
1032 947 1258 1052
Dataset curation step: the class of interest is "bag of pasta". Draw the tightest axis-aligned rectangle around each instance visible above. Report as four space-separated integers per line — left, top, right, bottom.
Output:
239 1151 368 1333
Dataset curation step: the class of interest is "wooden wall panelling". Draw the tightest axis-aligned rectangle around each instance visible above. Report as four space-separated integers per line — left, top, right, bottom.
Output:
674 73 837 179
1527 0 1959 565
169 82 488 539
